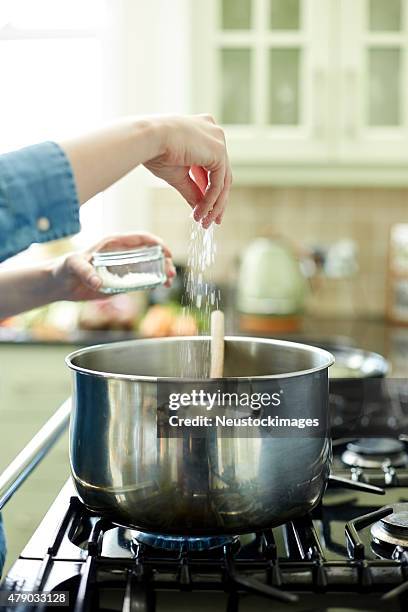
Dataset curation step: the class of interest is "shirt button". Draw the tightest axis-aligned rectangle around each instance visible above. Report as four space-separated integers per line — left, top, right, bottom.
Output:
37 217 51 232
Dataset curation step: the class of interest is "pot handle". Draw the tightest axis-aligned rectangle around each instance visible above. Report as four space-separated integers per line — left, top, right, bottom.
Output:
0 398 71 510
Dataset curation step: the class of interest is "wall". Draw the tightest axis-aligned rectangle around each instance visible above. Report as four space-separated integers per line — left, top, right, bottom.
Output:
149 185 408 318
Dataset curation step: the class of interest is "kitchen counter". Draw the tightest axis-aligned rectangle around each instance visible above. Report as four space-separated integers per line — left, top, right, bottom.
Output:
0 315 407 373
0 327 135 346
228 315 408 377
285 317 408 376
284 317 391 354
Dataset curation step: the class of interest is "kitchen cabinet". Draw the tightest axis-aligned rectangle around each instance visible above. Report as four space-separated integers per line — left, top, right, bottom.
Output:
0 344 74 436
192 0 331 164
191 0 408 184
339 0 408 162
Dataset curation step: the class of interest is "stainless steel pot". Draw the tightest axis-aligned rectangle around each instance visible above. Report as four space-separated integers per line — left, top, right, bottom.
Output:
66 337 334 535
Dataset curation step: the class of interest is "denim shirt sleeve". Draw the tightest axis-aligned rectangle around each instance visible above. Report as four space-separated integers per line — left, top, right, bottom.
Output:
0 141 80 263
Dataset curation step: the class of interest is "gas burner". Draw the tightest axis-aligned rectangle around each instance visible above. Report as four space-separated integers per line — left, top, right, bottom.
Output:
133 531 238 551
371 503 408 558
341 437 408 468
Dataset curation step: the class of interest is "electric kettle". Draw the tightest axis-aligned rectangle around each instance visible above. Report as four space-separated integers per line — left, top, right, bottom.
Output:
237 236 307 333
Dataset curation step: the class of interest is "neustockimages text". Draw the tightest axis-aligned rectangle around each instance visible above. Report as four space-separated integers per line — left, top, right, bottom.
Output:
166 390 320 429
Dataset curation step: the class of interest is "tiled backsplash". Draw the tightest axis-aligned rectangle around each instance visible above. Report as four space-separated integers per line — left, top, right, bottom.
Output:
150 186 408 317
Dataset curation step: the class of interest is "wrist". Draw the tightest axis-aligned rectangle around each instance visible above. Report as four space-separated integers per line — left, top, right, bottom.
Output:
41 259 66 303
132 116 166 161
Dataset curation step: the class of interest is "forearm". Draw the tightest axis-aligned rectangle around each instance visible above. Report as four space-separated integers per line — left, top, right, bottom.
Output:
60 118 162 205
0 263 59 319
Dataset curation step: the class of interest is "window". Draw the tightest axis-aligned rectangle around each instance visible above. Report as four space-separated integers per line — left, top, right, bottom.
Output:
0 0 116 247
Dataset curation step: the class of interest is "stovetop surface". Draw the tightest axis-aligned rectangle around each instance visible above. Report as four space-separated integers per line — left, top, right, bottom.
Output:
13 479 408 565
4 374 408 611
4 441 408 611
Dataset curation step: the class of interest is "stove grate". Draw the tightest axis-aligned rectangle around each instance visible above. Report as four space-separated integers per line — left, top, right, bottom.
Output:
14 493 408 612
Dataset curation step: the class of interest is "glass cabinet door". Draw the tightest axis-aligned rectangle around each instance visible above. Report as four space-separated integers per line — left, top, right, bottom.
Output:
218 0 303 129
339 0 408 161
218 0 305 129
367 0 404 130
191 0 331 163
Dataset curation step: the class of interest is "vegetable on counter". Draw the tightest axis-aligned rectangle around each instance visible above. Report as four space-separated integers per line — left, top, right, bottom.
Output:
0 295 200 340
139 304 198 337
79 294 140 331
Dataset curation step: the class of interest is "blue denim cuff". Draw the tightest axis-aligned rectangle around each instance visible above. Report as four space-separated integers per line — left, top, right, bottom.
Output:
0 141 80 262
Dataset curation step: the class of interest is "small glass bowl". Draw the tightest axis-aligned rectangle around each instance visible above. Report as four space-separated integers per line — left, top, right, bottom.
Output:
92 245 166 294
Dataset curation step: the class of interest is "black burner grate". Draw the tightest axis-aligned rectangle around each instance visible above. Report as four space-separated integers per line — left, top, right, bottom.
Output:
5 455 408 612
3 486 404 612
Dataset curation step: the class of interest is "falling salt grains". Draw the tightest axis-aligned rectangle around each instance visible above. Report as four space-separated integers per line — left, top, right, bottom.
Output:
179 217 221 378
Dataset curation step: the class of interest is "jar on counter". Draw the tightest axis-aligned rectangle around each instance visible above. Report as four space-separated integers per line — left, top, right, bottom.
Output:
92 245 166 294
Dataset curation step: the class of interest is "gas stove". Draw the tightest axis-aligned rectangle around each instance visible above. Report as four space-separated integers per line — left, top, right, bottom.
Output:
3 439 408 611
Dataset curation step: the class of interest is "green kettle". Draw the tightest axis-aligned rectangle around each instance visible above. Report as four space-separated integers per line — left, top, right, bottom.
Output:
237 236 307 332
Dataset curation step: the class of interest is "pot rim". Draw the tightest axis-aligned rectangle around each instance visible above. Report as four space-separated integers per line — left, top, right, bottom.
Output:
65 336 335 382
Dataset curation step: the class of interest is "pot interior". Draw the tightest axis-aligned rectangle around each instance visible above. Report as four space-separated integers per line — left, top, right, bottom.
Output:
67 337 333 379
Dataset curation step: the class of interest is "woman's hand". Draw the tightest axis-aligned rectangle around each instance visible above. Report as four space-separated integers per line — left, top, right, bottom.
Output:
53 233 176 301
62 114 231 228
0 233 175 320
144 114 232 228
